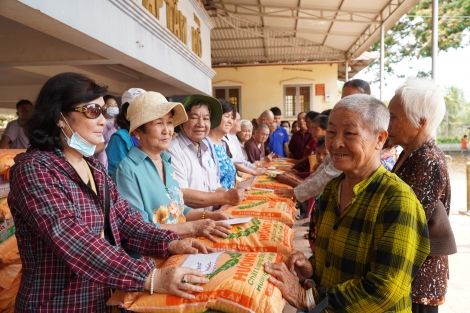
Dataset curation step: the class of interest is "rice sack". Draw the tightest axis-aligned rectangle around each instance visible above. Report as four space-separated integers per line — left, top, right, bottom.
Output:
221 200 295 227
252 175 293 190
196 218 295 255
107 252 286 313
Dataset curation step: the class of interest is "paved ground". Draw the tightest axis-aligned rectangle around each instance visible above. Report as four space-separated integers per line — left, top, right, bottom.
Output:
285 155 470 313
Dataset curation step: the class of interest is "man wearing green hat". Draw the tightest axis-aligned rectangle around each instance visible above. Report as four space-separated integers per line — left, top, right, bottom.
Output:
168 94 249 211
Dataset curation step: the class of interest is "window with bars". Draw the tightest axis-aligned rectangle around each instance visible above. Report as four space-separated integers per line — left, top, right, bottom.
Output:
213 87 241 112
284 85 312 117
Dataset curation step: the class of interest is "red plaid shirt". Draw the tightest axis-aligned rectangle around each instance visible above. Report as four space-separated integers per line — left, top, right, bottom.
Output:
8 149 179 312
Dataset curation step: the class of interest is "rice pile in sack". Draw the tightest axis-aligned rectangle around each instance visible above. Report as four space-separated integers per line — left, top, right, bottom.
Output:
196 218 295 255
221 200 295 227
252 175 293 190
107 252 286 313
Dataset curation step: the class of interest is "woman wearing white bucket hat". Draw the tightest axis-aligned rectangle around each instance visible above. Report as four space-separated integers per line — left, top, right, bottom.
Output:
113 92 232 244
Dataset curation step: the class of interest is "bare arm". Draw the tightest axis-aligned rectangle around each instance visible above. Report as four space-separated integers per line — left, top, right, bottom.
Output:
181 187 248 208
0 136 10 149
283 142 289 159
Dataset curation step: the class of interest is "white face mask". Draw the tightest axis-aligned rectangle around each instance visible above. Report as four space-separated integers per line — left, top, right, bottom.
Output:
107 107 119 118
283 127 290 133
60 113 97 157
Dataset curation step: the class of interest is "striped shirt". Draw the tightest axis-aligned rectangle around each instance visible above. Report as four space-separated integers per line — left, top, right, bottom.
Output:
8 149 178 312
311 165 430 312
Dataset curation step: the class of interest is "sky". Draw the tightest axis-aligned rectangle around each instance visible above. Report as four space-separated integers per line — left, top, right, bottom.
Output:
353 45 470 102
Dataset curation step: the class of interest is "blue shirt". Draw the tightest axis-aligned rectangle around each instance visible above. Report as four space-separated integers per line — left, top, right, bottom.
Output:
105 128 137 176
112 147 191 227
268 125 289 157
213 143 236 189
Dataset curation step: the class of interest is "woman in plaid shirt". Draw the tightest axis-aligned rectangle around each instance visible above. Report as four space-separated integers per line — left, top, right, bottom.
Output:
265 94 430 312
8 72 212 312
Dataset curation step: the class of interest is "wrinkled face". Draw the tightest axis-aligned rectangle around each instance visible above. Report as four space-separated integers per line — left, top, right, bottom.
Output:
297 112 307 132
326 108 382 174
237 125 252 142
231 112 241 133
273 115 282 126
59 97 106 146
216 111 234 135
315 146 329 165
254 127 270 143
311 121 327 141
181 105 211 144
135 112 174 152
387 95 419 147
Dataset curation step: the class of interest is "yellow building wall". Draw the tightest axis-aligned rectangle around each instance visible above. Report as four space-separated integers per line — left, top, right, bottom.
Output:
212 63 339 121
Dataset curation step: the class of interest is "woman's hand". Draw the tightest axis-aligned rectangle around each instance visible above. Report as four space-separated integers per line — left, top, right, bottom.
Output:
168 238 214 255
153 266 209 300
207 211 231 221
192 219 232 242
286 251 314 281
252 167 266 175
274 188 295 198
264 262 308 310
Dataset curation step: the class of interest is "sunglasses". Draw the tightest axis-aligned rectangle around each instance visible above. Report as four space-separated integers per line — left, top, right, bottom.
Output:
72 103 108 119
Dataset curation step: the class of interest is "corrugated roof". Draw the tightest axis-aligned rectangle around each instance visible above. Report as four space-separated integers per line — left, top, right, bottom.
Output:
204 0 419 71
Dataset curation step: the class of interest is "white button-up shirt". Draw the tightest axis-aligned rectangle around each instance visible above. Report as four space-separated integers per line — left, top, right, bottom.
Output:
168 133 222 210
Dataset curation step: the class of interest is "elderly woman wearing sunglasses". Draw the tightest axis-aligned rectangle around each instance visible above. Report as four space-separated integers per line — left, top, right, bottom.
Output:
8 72 212 312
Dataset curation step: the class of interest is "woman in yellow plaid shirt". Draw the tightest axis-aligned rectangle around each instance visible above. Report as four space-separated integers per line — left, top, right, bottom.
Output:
265 94 430 312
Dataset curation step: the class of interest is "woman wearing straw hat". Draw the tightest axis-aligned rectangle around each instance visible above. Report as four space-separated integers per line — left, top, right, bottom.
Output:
113 92 232 244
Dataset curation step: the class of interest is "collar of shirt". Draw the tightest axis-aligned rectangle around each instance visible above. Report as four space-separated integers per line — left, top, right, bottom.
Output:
127 146 171 165
177 132 209 153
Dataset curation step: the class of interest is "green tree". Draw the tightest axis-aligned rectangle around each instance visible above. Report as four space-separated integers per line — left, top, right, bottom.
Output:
438 86 470 138
369 0 470 80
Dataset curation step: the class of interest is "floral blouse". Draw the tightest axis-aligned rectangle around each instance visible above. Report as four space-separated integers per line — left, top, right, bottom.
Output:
393 139 451 306
213 143 236 189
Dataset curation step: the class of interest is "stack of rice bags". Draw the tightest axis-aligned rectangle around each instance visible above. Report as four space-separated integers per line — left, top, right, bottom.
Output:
0 150 25 312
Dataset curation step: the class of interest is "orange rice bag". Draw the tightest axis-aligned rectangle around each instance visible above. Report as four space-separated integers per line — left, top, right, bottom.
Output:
0 261 22 290
252 175 293 190
196 218 295 255
0 150 26 176
108 252 286 313
0 236 19 264
0 197 12 220
0 269 21 310
246 189 294 205
221 200 295 227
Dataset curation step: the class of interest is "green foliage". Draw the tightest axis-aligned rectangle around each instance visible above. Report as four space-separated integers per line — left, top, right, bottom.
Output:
369 0 470 80
437 86 470 138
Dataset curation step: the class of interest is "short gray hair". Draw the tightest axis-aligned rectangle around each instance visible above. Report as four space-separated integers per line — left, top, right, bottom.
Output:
257 123 269 131
240 120 252 129
332 94 390 134
395 77 445 137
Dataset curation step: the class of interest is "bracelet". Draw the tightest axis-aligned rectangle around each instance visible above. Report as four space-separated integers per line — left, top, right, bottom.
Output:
149 269 157 295
305 288 316 311
201 210 208 219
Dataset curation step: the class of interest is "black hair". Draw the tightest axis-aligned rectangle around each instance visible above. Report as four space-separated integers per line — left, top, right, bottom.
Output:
292 121 298 128
297 111 305 118
218 99 237 117
16 99 33 111
26 72 107 151
136 109 175 134
103 95 116 103
343 79 371 95
270 106 282 116
114 102 131 131
313 115 329 130
281 120 290 128
316 135 326 148
320 109 332 116
305 111 320 123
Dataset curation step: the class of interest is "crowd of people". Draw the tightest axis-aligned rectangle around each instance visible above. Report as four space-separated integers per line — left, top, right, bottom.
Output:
5 72 453 313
